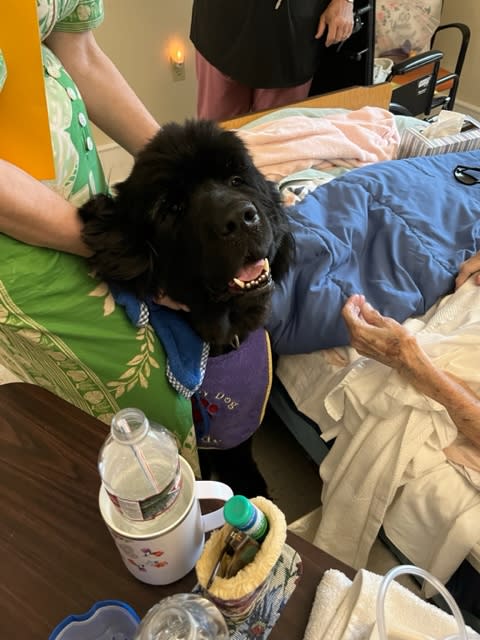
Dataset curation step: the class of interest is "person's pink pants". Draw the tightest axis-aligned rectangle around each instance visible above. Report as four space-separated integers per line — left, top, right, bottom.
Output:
195 50 313 120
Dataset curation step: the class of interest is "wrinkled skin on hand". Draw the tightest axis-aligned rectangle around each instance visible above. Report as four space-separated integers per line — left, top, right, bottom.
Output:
455 251 480 290
341 294 425 377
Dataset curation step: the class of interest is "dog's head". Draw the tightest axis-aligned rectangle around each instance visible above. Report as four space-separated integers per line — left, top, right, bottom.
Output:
80 119 293 347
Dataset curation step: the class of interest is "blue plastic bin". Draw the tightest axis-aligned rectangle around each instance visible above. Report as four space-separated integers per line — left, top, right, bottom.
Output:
49 599 140 640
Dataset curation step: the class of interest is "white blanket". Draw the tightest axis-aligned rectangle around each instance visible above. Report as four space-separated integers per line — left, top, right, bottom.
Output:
280 280 480 590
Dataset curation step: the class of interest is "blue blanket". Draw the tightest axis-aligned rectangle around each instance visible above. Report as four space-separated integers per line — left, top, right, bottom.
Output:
267 149 480 354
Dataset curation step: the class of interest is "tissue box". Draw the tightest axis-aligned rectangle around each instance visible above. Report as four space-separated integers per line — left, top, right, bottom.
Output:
397 115 480 159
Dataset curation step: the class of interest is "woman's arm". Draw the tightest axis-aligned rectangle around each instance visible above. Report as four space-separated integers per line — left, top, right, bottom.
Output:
45 30 160 156
0 29 159 252
0 160 90 255
342 294 480 447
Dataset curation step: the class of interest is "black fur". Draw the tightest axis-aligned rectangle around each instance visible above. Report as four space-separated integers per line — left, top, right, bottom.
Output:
80 119 293 347
79 119 294 496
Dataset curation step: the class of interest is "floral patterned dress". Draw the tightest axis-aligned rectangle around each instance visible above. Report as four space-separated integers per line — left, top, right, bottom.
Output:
0 0 197 471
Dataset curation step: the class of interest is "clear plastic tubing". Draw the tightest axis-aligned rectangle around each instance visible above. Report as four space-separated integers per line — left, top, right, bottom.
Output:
376 564 468 640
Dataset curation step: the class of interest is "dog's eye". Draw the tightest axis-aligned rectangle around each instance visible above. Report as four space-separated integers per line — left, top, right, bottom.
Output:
230 176 244 187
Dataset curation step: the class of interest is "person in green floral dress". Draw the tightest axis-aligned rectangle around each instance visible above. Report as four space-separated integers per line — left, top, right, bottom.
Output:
0 0 198 473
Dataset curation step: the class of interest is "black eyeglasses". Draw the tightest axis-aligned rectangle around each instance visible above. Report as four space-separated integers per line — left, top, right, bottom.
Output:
453 165 480 186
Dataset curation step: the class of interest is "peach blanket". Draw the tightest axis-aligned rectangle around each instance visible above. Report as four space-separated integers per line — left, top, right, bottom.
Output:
236 106 400 181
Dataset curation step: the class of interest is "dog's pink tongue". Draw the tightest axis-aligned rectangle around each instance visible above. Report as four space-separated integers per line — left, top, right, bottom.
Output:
234 259 265 282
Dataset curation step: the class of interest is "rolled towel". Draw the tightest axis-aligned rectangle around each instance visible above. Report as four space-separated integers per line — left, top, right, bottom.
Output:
304 568 479 640
303 569 353 639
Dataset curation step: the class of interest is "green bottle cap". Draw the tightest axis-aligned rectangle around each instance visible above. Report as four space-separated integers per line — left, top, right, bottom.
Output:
223 495 254 530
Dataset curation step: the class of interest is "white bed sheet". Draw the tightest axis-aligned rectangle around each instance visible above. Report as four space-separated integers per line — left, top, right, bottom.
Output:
276 280 480 585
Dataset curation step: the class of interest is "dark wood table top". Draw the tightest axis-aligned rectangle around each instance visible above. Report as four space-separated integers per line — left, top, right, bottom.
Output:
0 382 355 639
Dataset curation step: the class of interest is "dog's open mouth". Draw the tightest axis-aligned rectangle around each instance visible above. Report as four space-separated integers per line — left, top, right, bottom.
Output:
228 258 272 293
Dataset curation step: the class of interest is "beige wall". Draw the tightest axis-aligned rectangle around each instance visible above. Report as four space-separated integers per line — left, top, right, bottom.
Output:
437 0 479 114
92 0 479 151
93 0 196 146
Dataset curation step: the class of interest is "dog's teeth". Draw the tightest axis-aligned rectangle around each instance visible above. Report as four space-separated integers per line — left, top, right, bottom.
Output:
232 264 272 293
233 277 246 289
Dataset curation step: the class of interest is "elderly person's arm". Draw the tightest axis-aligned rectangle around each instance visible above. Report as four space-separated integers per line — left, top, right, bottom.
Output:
342 294 480 448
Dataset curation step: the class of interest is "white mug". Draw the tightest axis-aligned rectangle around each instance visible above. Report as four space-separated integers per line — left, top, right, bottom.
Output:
99 456 233 585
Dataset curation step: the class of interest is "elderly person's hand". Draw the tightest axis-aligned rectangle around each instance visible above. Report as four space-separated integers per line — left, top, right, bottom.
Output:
455 251 480 290
341 294 424 376
342 295 480 447
316 0 354 47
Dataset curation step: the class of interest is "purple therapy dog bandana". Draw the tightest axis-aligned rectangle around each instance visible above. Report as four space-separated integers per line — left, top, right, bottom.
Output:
192 329 272 449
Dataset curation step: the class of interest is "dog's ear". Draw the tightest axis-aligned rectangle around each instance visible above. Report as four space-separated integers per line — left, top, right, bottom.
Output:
272 232 295 282
79 193 155 292
263 180 295 283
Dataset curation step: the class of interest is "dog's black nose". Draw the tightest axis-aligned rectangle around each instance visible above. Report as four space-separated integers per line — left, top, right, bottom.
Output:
221 203 260 236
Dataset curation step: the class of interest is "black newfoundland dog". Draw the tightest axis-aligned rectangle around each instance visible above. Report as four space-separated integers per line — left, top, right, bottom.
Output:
79 119 294 496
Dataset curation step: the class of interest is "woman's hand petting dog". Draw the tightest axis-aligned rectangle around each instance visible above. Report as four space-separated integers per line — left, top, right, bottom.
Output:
154 290 190 312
